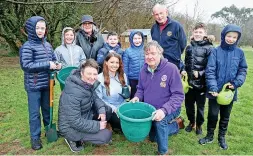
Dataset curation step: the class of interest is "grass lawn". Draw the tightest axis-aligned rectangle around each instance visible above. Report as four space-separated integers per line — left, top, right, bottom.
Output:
0 47 252 155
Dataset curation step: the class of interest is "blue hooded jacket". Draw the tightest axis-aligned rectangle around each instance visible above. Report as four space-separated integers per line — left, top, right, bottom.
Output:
122 31 145 80
19 16 56 91
97 43 124 65
205 24 248 101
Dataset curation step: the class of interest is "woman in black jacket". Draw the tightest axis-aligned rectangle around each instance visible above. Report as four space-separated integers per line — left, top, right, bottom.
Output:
58 59 112 153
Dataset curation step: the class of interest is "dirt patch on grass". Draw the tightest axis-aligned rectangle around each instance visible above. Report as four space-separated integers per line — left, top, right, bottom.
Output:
92 144 116 155
0 112 9 120
0 140 34 155
0 56 20 68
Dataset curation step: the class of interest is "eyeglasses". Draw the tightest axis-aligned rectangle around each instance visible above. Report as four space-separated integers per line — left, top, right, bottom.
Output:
83 22 92 26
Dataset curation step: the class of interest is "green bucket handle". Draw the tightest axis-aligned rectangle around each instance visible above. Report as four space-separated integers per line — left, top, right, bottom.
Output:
221 83 232 92
182 74 188 82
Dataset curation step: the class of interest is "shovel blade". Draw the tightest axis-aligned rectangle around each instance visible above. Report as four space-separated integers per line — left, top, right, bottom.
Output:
45 123 58 143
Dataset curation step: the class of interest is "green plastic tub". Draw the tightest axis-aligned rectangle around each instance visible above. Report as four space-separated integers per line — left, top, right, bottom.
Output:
117 102 156 142
56 66 78 91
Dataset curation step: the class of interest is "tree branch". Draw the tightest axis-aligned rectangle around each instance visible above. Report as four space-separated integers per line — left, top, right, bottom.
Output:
6 0 103 5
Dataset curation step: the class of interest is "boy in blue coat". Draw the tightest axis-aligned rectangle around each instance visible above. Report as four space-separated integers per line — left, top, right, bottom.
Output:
199 24 247 150
20 16 61 150
97 31 124 71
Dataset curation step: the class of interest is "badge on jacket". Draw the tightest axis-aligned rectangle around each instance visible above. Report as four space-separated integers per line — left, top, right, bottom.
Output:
160 75 167 88
167 31 172 37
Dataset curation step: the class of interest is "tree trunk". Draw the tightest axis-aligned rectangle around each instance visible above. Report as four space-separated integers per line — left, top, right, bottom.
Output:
5 38 20 55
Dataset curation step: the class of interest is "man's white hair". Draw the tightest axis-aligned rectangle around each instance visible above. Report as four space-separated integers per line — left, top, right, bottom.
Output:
152 3 168 15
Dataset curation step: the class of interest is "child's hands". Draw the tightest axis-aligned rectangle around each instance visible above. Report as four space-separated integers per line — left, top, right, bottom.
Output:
56 63 62 70
49 61 57 70
181 71 187 76
227 83 235 89
209 91 218 97
193 70 198 78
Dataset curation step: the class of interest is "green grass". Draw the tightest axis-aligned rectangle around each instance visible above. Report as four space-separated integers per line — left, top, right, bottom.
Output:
0 47 253 155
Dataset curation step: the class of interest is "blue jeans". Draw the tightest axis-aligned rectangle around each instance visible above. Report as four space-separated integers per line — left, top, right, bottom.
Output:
27 90 50 140
149 109 181 154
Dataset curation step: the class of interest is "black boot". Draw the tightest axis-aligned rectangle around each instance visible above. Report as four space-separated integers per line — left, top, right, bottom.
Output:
31 139 42 150
196 125 202 135
218 136 228 150
218 124 228 150
199 131 214 145
185 122 195 132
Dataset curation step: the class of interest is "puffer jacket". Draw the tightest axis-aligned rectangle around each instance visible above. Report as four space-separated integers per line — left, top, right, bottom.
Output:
54 27 86 68
58 69 106 141
206 24 248 101
122 31 145 80
76 28 104 60
19 16 56 91
97 43 124 66
184 37 213 91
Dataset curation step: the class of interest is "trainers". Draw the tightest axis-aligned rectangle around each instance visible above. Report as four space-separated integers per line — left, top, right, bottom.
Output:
185 123 196 132
199 135 214 145
218 137 228 150
196 125 202 135
31 139 42 150
176 116 185 129
64 138 84 153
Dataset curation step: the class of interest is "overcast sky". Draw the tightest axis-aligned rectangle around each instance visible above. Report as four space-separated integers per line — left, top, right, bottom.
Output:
170 0 253 23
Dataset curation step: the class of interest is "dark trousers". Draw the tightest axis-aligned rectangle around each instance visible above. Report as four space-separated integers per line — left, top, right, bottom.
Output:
207 99 233 136
93 105 112 122
93 105 121 130
27 89 50 140
108 112 121 131
129 79 138 99
185 88 206 126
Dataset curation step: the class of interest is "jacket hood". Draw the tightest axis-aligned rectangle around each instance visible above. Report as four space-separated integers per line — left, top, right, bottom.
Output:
25 16 46 42
129 31 144 49
220 24 241 51
61 27 76 45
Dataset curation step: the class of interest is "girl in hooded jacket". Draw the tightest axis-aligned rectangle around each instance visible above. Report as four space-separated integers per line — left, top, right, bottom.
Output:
20 16 61 150
55 27 86 68
122 31 145 98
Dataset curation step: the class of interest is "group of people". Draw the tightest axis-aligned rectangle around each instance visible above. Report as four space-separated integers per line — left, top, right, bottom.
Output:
19 3 247 155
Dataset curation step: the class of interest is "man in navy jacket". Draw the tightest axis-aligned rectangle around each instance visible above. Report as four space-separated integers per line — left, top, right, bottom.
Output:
151 4 187 69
